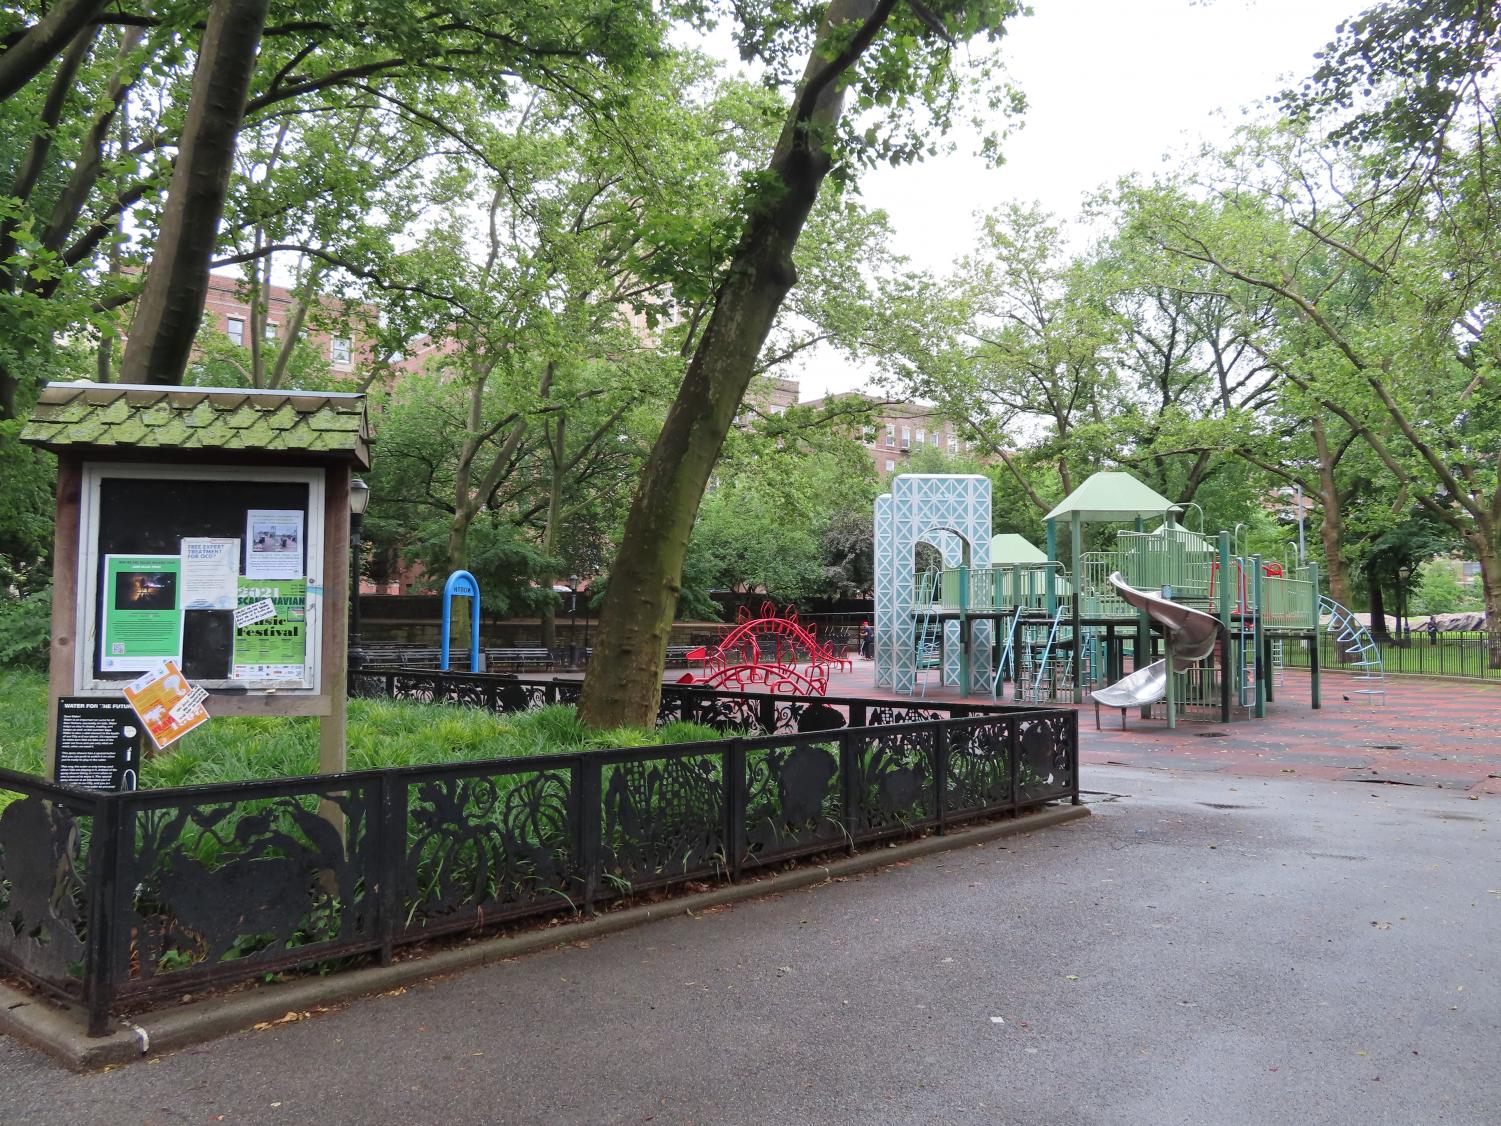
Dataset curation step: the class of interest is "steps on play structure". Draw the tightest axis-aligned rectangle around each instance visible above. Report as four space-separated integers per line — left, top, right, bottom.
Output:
1320 596 1385 704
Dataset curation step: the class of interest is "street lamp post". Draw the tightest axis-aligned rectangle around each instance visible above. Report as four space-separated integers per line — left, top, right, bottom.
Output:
1397 562 1411 645
349 477 370 670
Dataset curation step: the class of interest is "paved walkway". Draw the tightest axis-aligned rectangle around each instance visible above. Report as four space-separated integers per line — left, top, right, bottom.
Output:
826 663 1501 796
2 766 1495 1124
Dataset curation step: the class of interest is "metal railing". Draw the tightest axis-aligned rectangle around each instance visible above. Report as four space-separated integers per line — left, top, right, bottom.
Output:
939 563 1070 612
1285 630 1501 681
0 677 1077 1037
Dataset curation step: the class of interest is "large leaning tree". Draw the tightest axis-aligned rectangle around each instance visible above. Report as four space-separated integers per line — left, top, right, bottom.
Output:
576 0 1023 728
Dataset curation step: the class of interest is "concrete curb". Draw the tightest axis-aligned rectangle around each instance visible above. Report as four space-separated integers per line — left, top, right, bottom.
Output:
0 803 1090 1070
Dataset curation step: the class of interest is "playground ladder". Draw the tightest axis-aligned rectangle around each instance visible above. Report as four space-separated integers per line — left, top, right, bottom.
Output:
914 569 944 697
1320 596 1386 704
1271 639 1285 687
1024 605 1068 703
990 610 1023 701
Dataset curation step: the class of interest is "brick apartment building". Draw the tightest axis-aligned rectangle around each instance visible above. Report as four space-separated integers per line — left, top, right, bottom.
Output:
795 388 968 475
201 273 379 376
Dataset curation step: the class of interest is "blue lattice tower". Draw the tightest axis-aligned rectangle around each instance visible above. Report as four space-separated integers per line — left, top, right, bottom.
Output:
873 494 895 688
873 475 993 695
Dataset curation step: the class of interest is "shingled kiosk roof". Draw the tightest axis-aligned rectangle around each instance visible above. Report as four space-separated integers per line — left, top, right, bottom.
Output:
21 382 370 468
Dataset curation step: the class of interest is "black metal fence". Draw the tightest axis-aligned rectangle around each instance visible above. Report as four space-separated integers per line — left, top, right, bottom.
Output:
0 677 1076 1037
1283 631 1501 681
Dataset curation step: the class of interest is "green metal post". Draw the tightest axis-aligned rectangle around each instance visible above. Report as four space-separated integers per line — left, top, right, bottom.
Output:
1308 561 1321 710
1070 511 1083 703
1134 517 1149 714
1218 530 1232 723
958 565 971 696
1045 521 1057 616
1164 627 1177 729
1252 554 1265 718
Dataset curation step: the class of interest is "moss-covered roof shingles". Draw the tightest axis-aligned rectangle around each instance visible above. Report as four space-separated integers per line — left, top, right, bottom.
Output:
20 383 370 468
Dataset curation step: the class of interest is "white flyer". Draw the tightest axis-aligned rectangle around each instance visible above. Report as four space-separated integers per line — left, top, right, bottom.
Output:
245 509 304 579
180 538 240 609
233 598 277 628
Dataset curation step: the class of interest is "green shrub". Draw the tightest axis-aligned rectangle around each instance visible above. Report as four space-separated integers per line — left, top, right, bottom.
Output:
0 586 51 668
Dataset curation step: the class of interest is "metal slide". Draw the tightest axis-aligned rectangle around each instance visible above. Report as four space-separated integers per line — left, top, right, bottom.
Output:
1090 572 1221 714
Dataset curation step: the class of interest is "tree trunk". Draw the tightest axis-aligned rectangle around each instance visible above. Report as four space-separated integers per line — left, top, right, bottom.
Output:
1367 578 1389 642
119 0 270 386
1470 534 1501 669
539 415 565 653
0 0 110 103
1311 418 1352 607
577 0 892 729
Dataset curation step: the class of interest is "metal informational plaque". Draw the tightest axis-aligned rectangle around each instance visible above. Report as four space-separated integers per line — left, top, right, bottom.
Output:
54 697 142 791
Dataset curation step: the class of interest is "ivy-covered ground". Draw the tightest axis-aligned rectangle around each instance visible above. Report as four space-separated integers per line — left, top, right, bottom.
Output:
0 669 723 788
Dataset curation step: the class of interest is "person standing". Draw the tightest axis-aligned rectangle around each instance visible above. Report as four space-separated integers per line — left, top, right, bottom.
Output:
860 621 873 659
1426 615 1439 646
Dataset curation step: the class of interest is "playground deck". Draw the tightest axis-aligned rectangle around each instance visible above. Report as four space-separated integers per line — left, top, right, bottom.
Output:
823 660 1501 797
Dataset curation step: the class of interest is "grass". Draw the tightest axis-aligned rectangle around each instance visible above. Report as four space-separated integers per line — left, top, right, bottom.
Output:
0 668 727 789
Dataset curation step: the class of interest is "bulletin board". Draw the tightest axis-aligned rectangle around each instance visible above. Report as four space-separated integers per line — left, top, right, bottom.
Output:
75 464 326 694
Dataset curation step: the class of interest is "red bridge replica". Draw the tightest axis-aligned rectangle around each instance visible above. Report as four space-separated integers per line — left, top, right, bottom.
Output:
678 603 853 695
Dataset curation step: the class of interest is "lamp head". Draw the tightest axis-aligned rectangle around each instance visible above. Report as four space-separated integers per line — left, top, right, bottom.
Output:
349 476 371 518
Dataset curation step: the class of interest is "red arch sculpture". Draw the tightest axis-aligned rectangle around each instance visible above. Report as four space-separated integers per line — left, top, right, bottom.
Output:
677 602 850 695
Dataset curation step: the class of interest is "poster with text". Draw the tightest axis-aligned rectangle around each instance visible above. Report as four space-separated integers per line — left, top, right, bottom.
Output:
232 577 307 680
245 509 304 579
101 555 183 671
123 659 209 749
180 537 239 609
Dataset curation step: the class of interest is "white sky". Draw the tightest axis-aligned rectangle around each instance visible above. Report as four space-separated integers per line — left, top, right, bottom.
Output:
792 0 1360 399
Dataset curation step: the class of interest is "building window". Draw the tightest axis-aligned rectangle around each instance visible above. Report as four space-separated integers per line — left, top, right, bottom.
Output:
901 426 911 449
915 428 925 445
264 321 278 340
947 432 958 453
862 425 876 443
885 459 895 472
930 430 940 446
226 317 245 347
331 337 352 366
885 424 895 447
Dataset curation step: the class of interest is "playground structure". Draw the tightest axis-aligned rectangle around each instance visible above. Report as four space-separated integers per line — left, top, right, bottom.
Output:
875 472 1384 726
680 602 851 695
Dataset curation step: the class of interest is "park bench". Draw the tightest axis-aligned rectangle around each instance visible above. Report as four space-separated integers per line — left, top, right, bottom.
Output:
483 647 556 671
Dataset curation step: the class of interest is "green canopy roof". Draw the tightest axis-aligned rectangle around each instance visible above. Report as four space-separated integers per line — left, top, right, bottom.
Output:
21 382 370 467
1044 472 1176 523
989 534 1047 564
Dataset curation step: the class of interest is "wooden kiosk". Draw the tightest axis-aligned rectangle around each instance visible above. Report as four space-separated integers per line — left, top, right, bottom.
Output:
21 382 371 778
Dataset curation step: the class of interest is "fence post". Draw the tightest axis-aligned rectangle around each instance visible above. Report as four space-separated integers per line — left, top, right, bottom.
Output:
377 772 406 966
758 695 776 735
1067 712 1081 805
933 723 949 835
578 758 602 916
726 740 746 882
84 796 120 1038
839 731 860 851
1008 718 1021 816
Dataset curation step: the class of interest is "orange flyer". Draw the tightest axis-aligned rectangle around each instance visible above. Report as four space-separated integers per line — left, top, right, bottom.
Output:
122 659 210 749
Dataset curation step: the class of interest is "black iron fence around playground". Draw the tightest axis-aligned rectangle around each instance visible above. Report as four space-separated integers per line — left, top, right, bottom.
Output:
1284 630 1501 681
0 678 1076 1037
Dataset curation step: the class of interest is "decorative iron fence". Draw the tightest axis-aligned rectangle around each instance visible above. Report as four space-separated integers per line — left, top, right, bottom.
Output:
1284 631 1501 681
0 678 1076 1037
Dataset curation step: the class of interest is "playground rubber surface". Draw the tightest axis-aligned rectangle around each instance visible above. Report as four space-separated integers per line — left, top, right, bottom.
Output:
825 664 1501 798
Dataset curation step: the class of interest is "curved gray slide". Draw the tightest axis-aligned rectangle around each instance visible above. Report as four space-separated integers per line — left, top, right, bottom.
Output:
1091 572 1222 711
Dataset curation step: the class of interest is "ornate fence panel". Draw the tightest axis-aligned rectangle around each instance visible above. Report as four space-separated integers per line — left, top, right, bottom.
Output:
0 681 1076 1038
0 770 102 1008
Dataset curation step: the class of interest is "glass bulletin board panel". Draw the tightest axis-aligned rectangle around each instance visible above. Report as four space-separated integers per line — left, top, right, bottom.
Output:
79 465 325 692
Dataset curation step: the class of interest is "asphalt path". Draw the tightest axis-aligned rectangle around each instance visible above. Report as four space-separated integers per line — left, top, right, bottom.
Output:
2 764 1495 1125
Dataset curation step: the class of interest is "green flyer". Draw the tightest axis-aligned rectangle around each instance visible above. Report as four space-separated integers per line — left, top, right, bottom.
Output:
100 555 183 672
232 577 307 680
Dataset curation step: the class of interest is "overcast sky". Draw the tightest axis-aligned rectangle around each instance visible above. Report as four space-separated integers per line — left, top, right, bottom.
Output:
793 0 1360 399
